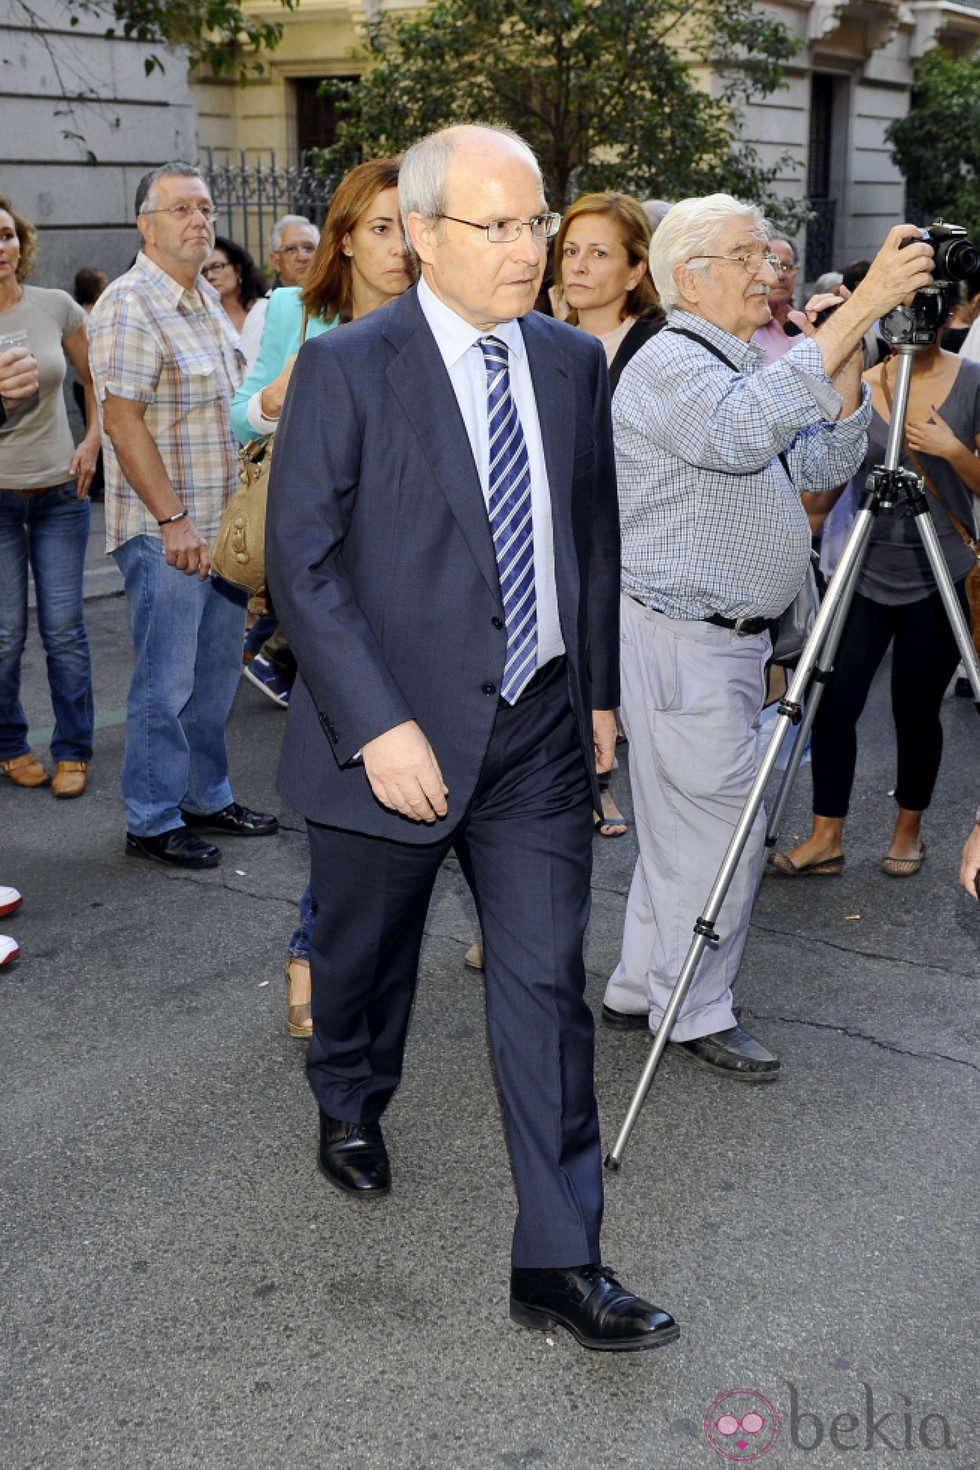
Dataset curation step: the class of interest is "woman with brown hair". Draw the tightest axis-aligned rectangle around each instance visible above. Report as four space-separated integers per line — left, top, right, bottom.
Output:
0 193 100 797
555 191 664 837
230 158 412 1038
552 190 664 394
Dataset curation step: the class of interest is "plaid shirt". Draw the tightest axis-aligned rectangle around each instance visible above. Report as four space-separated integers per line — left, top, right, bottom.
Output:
87 253 245 552
615 309 872 620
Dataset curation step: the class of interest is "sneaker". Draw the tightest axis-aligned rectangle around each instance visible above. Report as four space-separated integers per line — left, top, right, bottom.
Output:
0 934 19 966
242 654 292 708
0 885 22 918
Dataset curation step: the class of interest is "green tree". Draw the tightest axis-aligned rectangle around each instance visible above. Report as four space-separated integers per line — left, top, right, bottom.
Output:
313 0 804 221
66 0 295 81
886 49 980 239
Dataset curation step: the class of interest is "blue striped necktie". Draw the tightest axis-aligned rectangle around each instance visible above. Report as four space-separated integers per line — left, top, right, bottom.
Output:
478 334 538 704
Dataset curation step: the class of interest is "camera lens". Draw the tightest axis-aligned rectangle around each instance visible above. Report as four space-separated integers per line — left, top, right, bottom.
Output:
937 236 980 281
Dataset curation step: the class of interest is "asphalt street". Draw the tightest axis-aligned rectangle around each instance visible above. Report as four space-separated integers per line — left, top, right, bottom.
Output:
2 513 978 1470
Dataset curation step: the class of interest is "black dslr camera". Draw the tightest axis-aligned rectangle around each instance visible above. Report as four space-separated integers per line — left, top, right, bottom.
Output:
883 221 980 346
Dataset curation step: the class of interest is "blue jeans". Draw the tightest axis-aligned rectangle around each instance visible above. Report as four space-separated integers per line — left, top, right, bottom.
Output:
112 535 247 836
0 484 94 762
289 883 318 961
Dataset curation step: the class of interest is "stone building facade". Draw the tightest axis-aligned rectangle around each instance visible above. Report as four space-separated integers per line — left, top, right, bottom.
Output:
0 0 197 289
194 0 980 281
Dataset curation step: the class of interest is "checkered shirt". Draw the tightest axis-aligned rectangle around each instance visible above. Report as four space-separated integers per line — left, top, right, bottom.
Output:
87 253 245 552
615 309 872 620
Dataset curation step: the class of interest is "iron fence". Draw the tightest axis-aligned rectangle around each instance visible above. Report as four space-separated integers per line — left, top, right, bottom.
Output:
203 149 337 269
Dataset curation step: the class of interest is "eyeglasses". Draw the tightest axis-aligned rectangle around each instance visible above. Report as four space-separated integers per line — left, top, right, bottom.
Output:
275 242 317 257
142 203 215 222
689 250 781 274
202 261 232 277
434 213 561 243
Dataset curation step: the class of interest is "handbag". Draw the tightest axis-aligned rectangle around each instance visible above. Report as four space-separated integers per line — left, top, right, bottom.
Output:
772 551 820 664
210 435 273 594
881 367 980 655
211 308 309 595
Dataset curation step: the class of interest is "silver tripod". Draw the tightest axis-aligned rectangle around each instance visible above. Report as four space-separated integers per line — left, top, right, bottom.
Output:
605 340 980 1172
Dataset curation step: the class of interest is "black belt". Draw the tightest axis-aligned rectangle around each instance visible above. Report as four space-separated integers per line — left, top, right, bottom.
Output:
704 613 770 637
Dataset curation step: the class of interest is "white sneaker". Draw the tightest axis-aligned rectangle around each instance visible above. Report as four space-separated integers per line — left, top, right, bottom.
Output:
0 885 22 918
0 934 19 966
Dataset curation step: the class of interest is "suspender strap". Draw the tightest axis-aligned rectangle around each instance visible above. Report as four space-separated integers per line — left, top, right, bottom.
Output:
664 325 793 483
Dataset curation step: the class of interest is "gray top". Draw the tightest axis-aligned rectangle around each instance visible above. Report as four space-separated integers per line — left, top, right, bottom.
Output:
858 359 980 604
0 286 85 490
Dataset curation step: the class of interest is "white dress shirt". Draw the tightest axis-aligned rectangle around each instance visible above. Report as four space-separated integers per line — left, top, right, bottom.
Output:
417 277 564 667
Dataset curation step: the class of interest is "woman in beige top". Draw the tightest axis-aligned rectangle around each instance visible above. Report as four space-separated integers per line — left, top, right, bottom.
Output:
0 193 100 797
552 191 664 836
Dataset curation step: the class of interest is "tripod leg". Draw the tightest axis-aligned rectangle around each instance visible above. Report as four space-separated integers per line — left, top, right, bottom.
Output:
910 510 980 703
765 554 864 846
605 505 879 1172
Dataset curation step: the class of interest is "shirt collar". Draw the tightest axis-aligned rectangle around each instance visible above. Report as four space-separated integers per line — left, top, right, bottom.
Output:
136 250 214 310
417 276 525 372
668 307 764 368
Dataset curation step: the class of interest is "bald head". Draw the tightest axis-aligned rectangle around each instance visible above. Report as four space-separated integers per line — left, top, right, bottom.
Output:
399 124 542 236
402 124 549 330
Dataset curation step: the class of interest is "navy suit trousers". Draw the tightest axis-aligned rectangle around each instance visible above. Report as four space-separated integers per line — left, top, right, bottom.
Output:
305 659 603 1269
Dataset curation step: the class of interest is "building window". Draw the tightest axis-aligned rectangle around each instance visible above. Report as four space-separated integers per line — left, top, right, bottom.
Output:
292 76 359 155
806 74 838 280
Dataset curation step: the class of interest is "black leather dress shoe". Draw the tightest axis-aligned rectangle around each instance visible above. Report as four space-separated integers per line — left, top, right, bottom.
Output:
318 1112 390 1197
126 827 221 868
510 1264 679 1352
180 802 278 837
601 1003 649 1030
668 1023 779 1081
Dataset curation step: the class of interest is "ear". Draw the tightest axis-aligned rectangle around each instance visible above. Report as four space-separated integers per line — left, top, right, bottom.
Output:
341 231 354 259
673 261 700 310
406 211 437 267
627 259 647 292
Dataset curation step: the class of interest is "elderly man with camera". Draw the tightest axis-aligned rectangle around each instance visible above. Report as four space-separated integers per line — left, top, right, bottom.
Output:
602 198 934 1078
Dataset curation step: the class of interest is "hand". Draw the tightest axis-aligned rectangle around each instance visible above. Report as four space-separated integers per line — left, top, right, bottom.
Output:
161 515 211 579
961 822 980 899
68 432 101 498
0 345 39 401
362 720 448 822
786 287 850 338
850 224 934 318
905 405 961 461
259 353 298 420
593 709 617 776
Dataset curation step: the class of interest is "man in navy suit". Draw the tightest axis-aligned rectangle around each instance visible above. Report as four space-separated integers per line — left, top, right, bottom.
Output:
266 125 678 1353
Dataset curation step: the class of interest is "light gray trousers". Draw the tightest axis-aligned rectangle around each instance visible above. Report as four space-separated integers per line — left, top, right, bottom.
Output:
604 594 770 1041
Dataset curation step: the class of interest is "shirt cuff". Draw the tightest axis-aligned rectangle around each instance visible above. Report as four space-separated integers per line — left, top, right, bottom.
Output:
245 389 279 435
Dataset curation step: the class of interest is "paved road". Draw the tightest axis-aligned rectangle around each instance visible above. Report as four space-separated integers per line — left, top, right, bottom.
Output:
2 555 978 1470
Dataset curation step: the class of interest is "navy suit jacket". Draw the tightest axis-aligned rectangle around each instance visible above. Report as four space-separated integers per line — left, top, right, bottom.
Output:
265 284 620 843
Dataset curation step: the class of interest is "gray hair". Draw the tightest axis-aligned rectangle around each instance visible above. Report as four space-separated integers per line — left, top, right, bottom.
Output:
641 199 673 235
770 234 799 264
650 194 771 312
269 214 319 253
398 124 542 244
135 161 207 219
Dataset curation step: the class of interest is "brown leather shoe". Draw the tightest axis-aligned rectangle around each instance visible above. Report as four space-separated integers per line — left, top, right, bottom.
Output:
1 752 51 787
52 760 87 799
285 956 313 1037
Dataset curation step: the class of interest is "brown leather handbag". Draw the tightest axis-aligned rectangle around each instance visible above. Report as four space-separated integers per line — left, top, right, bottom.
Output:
211 308 309 595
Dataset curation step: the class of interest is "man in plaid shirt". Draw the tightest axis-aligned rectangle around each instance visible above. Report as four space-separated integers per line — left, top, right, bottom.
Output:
601 196 934 1078
88 162 277 866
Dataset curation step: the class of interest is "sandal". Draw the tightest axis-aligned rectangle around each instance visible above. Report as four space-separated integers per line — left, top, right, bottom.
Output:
769 850 844 876
593 811 629 839
881 842 925 877
285 956 313 1037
